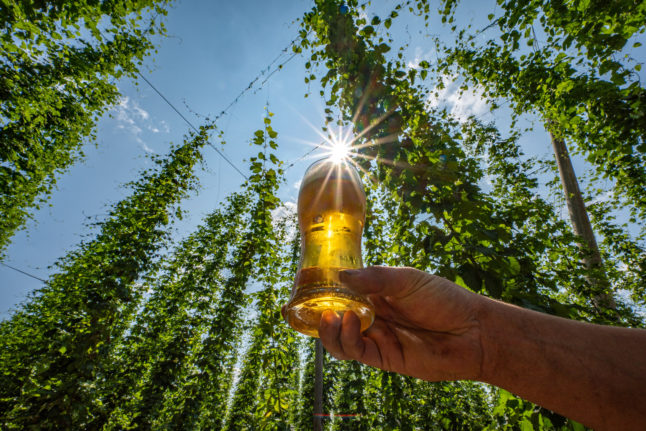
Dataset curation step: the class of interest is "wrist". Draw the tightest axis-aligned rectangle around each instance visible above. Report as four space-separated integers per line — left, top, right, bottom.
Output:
442 288 493 382
472 294 507 384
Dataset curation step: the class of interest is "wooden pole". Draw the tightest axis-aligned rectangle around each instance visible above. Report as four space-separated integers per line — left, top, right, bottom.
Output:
314 339 324 431
549 131 617 312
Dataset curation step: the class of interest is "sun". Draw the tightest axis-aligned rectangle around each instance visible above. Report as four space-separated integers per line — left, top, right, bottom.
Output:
327 139 351 163
323 128 352 164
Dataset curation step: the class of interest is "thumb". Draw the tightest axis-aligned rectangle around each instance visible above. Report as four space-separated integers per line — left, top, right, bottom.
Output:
339 266 425 298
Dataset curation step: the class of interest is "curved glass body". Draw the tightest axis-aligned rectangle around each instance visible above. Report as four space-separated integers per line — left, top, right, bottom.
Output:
284 158 375 337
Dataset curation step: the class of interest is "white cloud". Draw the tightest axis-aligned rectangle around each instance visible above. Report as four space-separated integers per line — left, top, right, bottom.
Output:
407 46 433 70
112 96 169 153
148 120 170 134
133 105 149 120
427 74 490 122
139 140 154 154
271 201 297 222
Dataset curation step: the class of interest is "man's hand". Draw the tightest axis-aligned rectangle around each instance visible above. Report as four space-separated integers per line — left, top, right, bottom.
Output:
313 266 646 431
318 266 485 382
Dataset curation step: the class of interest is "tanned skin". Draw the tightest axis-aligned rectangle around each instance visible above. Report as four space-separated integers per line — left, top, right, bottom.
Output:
289 266 646 431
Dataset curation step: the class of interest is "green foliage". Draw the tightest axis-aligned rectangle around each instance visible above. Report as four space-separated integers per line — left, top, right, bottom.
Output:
0 0 171 256
103 190 252 429
292 338 317 430
487 390 587 431
587 202 646 312
430 0 646 223
329 360 370 430
0 124 209 428
224 122 299 429
0 114 297 429
438 40 646 224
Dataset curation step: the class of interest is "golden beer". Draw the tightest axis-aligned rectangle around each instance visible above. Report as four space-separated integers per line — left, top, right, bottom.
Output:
284 158 375 337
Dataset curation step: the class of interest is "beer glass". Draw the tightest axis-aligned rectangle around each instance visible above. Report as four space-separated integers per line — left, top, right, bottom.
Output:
284 158 375 337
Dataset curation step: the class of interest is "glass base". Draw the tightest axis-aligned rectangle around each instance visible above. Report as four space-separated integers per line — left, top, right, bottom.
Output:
284 287 375 338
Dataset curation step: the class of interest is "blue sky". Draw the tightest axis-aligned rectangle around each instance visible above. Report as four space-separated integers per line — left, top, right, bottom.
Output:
1 0 341 316
2 0 643 318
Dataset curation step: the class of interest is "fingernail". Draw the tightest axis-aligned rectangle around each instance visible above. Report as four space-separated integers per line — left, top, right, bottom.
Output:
320 309 336 325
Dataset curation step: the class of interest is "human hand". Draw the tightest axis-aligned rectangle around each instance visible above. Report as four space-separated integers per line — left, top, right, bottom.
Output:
318 266 485 382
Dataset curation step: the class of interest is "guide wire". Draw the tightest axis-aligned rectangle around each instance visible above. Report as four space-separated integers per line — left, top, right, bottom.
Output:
284 141 326 171
135 71 248 180
1 262 50 286
104 26 307 181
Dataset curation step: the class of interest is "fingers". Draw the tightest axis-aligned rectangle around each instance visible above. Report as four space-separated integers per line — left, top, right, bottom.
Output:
339 266 428 298
319 310 385 369
320 310 368 361
320 310 350 360
339 310 366 358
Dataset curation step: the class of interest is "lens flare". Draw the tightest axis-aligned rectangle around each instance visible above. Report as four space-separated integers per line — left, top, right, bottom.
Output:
327 139 351 163
322 127 353 164
289 97 404 185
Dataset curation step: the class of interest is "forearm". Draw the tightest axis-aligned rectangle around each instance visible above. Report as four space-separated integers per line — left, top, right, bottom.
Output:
477 297 646 430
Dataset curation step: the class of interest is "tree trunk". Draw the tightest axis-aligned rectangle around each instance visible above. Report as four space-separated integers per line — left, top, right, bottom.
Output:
549 131 617 312
314 339 324 431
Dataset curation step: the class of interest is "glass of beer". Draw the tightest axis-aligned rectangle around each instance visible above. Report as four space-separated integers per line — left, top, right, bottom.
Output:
284 157 375 337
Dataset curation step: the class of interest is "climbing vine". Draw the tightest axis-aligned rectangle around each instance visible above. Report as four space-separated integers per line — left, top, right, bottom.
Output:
0 0 171 256
429 0 646 223
0 124 210 428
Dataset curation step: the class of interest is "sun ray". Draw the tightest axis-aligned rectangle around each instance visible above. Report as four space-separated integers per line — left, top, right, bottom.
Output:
311 163 335 219
349 106 398 146
352 133 401 151
350 79 373 126
284 89 412 179
326 136 351 163
351 151 412 170
346 157 381 187
286 101 341 147
282 80 410 173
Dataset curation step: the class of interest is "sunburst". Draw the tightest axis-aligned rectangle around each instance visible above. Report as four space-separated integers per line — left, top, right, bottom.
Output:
290 91 407 185
321 127 353 164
